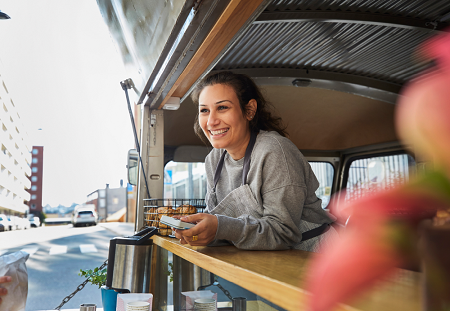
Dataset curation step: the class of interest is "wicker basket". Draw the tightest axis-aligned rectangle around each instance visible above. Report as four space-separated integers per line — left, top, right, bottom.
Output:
143 198 206 236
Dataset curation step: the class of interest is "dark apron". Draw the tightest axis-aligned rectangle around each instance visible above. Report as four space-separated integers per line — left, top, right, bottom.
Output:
207 131 330 242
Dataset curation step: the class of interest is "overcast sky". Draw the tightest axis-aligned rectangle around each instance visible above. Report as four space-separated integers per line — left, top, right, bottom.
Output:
0 1 135 207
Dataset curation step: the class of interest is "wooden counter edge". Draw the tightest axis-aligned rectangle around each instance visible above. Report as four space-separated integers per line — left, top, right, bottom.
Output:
151 236 356 311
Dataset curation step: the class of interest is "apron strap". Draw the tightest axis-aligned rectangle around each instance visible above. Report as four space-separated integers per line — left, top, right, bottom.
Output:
213 131 258 191
301 223 331 241
242 131 257 186
213 151 227 191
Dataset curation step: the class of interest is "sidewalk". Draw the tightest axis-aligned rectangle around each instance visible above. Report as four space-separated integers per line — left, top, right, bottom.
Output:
98 222 135 237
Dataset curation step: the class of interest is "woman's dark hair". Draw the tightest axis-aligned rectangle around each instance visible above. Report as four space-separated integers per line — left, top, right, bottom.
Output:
191 71 287 143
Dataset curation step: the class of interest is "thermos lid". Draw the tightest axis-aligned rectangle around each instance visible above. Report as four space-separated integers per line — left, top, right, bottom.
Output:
115 237 154 245
112 227 158 246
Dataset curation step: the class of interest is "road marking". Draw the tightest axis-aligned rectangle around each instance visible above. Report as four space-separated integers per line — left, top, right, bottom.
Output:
49 245 67 255
20 247 39 256
0 250 8 256
79 244 98 253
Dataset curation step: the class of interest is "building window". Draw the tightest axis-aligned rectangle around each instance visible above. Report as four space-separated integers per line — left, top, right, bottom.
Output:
32 158 38 164
32 167 38 173
31 176 37 182
31 195 37 200
31 204 36 209
32 149 38 155
31 185 37 191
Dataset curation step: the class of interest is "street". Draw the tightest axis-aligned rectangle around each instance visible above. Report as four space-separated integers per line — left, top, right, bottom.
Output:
0 224 116 310
0 223 259 310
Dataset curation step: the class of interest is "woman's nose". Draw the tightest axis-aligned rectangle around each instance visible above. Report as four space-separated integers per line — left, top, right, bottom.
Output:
207 111 219 127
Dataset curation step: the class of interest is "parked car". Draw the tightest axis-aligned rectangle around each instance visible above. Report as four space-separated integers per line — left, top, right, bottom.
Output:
7 216 20 230
72 207 98 227
18 217 31 230
0 214 10 231
29 216 41 228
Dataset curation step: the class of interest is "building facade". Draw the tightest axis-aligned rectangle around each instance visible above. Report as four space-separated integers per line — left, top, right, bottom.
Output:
87 184 128 221
0 74 31 215
28 146 43 215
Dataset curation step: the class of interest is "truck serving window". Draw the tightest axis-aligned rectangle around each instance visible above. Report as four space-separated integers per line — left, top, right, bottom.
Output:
345 154 415 202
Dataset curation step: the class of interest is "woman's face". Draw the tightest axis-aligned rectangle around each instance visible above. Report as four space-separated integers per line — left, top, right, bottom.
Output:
198 83 252 158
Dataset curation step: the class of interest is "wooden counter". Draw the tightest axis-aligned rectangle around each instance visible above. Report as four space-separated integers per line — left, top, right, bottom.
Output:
152 236 422 311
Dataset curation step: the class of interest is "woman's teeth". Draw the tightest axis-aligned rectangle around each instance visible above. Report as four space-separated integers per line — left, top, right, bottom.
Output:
210 129 229 135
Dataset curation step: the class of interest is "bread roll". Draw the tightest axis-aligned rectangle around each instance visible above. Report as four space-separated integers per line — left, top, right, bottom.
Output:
174 206 183 216
158 228 172 236
157 206 174 228
144 207 158 227
181 204 197 215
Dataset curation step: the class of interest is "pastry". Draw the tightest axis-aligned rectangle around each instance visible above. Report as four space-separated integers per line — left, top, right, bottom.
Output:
157 207 174 228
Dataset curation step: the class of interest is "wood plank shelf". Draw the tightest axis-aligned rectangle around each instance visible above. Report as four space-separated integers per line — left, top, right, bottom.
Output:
152 236 422 311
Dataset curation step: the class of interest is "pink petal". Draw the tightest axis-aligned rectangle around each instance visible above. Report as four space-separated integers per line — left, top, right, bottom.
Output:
306 186 444 311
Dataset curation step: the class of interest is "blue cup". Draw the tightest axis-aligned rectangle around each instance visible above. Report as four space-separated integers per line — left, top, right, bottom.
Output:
101 286 118 311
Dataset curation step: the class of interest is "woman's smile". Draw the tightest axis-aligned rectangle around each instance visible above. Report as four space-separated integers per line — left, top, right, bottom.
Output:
209 128 229 136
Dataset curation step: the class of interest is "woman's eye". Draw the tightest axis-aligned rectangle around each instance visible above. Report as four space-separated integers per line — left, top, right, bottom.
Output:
218 105 228 111
199 108 208 113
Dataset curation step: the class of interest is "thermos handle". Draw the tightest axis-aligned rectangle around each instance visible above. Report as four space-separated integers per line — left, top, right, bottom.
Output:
135 227 158 244
133 227 155 237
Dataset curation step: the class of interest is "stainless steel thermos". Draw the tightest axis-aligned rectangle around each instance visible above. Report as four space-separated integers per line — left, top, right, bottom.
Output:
106 227 158 293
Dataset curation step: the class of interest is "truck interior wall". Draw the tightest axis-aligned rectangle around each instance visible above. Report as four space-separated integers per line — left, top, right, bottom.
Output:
164 85 398 153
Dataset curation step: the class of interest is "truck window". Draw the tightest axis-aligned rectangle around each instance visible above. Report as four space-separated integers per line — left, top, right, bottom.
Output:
310 162 334 208
345 154 415 202
165 160 334 207
164 161 207 199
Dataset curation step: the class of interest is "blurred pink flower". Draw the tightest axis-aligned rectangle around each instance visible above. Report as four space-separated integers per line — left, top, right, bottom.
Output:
305 183 449 311
396 28 450 178
306 29 450 311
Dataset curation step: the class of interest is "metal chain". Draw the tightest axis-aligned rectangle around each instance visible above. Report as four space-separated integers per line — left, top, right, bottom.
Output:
54 259 108 310
214 282 234 301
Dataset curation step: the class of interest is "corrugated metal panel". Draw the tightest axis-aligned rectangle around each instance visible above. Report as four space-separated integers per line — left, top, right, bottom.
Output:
216 21 433 84
265 0 450 22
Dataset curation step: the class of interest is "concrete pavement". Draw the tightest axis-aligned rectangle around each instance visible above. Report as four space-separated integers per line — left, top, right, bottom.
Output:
98 222 135 237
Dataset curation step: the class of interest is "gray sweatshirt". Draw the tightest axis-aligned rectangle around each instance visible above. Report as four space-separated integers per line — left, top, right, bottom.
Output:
205 130 335 251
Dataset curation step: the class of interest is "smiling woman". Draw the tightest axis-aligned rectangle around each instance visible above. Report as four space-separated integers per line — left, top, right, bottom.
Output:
173 71 338 252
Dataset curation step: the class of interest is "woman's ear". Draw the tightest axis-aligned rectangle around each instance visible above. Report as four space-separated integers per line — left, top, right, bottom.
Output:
246 99 257 121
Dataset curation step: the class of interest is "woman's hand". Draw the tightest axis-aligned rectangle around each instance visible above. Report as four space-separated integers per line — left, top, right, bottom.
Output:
0 276 12 304
173 213 218 246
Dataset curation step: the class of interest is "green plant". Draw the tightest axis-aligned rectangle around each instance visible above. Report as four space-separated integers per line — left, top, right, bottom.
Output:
39 212 46 225
168 262 174 282
163 259 174 282
79 266 107 289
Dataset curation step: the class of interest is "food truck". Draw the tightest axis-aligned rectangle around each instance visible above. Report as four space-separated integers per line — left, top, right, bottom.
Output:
96 0 450 310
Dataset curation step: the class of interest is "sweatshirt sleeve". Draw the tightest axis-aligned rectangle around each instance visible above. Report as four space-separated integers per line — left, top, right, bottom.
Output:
213 184 306 250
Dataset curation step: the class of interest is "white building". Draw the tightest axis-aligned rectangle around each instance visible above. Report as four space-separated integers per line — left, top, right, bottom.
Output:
0 73 31 215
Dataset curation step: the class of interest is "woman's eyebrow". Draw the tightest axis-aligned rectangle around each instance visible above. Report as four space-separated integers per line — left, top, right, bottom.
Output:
199 100 232 107
215 100 232 104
